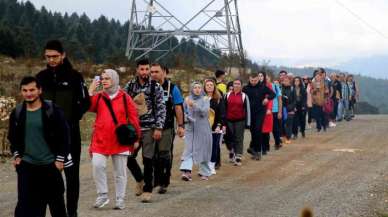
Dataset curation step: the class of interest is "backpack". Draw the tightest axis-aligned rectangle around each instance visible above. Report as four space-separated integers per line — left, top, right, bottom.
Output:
15 100 54 121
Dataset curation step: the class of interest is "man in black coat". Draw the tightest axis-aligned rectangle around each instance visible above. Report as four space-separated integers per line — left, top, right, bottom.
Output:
243 72 275 160
36 40 90 217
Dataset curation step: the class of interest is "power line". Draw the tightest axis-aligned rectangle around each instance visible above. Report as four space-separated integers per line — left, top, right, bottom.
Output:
334 0 388 39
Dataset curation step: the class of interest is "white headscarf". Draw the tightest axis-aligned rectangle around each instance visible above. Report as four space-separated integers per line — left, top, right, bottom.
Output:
102 69 120 96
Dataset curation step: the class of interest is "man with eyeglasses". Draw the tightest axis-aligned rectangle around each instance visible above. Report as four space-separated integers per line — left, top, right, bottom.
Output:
36 40 90 217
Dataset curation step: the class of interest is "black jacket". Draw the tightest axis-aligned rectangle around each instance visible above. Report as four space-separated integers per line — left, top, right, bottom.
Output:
8 101 71 165
210 97 226 130
243 82 275 114
282 85 296 113
294 86 307 110
36 59 90 123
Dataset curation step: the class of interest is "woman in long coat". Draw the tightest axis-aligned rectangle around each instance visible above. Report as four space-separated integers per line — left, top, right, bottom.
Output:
180 81 212 181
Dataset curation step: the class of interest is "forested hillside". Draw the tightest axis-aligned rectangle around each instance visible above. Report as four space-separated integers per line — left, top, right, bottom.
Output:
0 0 387 113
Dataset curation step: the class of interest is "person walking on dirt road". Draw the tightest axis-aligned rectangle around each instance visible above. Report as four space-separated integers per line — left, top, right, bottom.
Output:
36 40 90 217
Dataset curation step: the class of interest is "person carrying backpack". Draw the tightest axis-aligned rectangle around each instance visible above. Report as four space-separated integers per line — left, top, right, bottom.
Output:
8 76 70 217
124 59 166 203
150 64 185 194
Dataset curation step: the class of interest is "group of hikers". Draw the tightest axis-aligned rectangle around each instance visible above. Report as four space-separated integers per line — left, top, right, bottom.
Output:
7 40 359 217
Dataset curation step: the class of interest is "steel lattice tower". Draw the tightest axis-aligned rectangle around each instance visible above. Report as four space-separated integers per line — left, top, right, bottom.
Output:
125 0 244 63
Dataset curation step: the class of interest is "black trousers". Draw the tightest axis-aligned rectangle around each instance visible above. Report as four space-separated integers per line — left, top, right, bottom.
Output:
15 161 66 217
127 146 144 183
210 133 222 166
292 109 306 137
272 112 281 146
64 122 81 217
262 133 270 153
249 112 266 153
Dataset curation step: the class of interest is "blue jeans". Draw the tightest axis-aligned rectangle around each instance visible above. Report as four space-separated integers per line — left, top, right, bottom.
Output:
313 105 326 131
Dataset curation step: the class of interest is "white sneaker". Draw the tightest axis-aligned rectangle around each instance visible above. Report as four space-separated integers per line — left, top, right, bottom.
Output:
114 198 125 210
94 195 109 208
208 162 216 175
329 122 336 128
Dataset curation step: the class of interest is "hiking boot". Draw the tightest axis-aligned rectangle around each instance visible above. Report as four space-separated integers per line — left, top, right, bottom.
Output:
113 199 125 210
141 192 152 203
94 195 109 208
158 186 167 194
135 180 144 196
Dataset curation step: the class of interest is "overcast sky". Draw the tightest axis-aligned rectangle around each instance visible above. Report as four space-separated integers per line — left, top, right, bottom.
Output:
25 0 388 68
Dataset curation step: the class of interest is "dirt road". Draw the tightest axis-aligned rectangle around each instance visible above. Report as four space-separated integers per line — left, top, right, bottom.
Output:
1 115 388 217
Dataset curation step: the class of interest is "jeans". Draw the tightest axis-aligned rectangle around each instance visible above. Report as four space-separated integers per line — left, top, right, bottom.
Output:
284 114 294 139
313 105 326 131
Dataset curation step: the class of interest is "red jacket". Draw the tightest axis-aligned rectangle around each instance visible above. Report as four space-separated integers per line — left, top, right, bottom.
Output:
262 83 273 133
89 90 141 155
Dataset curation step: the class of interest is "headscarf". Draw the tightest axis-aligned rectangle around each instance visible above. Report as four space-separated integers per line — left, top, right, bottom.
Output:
189 81 204 100
185 81 209 121
102 69 120 96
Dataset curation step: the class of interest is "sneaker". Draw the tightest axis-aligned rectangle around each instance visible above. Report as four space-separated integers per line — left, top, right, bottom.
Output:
181 172 192 181
329 122 336 128
229 152 235 163
113 199 125 210
234 158 242 166
209 162 216 175
135 180 144 196
211 167 216 175
94 195 109 208
285 139 291 144
158 186 167 194
141 192 152 203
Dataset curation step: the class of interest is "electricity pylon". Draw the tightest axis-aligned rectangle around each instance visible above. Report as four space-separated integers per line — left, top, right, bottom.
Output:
125 0 244 63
